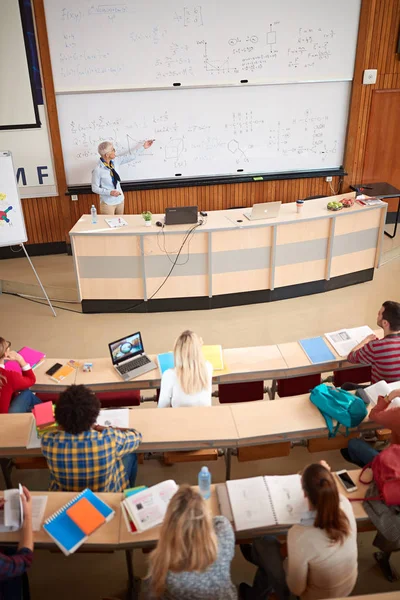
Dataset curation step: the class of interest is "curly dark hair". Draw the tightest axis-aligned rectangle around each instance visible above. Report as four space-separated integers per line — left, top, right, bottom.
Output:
55 385 100 434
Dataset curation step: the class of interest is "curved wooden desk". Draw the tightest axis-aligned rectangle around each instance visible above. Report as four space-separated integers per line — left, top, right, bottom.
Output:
69 193 386 313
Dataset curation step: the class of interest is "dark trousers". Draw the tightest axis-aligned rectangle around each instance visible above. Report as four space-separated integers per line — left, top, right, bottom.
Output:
243 536 294 600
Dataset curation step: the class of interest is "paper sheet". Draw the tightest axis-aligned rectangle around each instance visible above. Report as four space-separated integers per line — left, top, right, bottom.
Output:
0 490 47 532
264 475 308 525
97 409 130 429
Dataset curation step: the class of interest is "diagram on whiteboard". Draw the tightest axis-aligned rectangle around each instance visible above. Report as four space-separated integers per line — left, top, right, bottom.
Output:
0 193 13 226
0 152 28 246
200 41 238 75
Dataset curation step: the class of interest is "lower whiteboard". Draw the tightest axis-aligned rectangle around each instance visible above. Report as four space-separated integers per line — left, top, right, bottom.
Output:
57 81 351 186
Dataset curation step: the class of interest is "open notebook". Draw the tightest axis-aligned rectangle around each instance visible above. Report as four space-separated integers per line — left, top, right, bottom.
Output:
364 380 400 406
220 475 308 531
325 326 374 357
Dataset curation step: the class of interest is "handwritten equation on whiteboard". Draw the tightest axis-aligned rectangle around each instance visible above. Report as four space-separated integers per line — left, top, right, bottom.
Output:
45 0 361 90
56 83 349 185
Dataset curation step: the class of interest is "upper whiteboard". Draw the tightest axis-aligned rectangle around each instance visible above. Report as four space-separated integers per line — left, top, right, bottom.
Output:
57 82 351 186
0 152 28 247
43 0 361 92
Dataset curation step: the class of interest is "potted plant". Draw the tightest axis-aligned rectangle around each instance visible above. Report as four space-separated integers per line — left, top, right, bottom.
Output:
142 211 152 226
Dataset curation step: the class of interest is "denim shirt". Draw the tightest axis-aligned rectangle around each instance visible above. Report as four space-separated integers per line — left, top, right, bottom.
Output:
91 146 144 205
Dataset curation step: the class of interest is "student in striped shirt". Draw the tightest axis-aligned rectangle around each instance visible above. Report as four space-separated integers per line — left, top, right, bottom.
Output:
346 300 400 384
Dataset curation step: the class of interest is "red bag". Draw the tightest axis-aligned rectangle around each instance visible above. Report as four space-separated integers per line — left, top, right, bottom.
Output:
359 445 400 506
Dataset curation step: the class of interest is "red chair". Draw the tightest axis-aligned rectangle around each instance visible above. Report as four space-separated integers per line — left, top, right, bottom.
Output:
268 374 322 399
35 389 141 408
333 366 372 388
218 381 265 404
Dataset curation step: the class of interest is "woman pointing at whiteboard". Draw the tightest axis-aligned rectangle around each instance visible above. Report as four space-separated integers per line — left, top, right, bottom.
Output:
91 140 154 215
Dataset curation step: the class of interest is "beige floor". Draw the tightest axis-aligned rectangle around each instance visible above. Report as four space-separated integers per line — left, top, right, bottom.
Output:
1 244 400 599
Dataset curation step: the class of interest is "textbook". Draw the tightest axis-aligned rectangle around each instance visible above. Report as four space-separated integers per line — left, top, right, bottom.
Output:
364 380 400 407
5 346 46 373
221 475 308 532
43 489 114 556
121 486 148 533
325 325 375 357
0 485 47 533
122 480 178 533
157 345 224 375
299 337 335 364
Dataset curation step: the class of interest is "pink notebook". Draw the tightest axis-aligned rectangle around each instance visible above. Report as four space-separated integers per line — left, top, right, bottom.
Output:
5 347 46 373
32 401 54 427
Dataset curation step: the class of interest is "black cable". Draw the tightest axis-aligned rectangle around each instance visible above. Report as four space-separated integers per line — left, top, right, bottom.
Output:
1 291 82 314
157 217 206 267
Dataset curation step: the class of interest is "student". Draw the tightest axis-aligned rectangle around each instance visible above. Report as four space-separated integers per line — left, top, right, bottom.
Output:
41 384 142 492
0 486 33 599
146 484 237 600
158 330 213 408
0 338 41 414
240 461 358 600
341 388 400 467
92 140 154 215
345 300 400 386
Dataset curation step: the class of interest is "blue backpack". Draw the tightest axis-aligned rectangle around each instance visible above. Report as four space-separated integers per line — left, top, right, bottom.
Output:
310 383 367 437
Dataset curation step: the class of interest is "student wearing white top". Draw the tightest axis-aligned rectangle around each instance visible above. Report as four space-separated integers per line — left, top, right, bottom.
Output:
158 330 213 408
239 461 358 600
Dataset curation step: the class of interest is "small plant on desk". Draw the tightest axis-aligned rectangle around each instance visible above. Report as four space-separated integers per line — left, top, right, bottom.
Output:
142 211 152 226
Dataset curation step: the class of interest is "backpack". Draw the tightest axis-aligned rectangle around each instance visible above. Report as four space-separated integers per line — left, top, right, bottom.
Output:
310 383 367 438
358 445 400 506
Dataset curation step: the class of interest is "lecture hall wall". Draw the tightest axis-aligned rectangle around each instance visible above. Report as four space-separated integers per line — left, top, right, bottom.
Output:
16 0 400 247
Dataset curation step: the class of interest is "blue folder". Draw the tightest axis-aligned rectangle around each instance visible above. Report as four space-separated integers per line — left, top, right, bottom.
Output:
299 337 335 364
157 351 174 374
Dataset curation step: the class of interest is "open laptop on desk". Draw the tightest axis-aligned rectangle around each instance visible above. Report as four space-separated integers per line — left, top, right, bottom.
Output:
165 206 198 225
243 201 281 221
108 332 156 381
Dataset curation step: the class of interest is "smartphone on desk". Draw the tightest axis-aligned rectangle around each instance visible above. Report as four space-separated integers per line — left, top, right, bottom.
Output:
336 470 358 493
45 362 62 377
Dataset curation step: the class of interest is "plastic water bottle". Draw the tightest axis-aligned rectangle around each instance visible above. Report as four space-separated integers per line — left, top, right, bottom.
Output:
198 466 211 499
91 204 97 224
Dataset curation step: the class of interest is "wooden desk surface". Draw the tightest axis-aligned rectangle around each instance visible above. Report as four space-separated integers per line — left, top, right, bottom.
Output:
130 405 239 450
0 492 122 547
0 414 33 448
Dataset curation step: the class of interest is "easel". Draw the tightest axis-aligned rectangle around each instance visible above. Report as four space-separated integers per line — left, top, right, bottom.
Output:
0 151 56 317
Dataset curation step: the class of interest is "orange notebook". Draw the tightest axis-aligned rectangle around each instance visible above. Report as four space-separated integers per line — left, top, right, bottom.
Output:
66 497 105 535
50 364 75 383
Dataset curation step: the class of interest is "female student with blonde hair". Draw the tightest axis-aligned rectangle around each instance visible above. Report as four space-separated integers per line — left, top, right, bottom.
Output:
240 461 358 600
0 338 41 413
158 330 213 408
147 484 237 599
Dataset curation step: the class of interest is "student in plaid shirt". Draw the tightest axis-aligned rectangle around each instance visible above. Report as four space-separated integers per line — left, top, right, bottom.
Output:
0 486 33 599
41 385 142 492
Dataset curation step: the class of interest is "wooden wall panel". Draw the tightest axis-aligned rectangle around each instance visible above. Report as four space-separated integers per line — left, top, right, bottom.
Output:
21 0 400 246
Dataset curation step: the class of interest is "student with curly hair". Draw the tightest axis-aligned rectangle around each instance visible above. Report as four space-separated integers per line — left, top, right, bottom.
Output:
41 384 142 492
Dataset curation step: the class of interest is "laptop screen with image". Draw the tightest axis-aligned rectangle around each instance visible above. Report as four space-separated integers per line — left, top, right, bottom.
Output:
109 332 144 365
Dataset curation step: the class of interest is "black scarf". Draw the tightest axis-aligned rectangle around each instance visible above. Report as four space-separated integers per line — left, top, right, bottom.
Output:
101 158 121 189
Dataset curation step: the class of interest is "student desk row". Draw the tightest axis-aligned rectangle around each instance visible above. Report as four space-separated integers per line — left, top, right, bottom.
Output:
0 396 379 482
31 329 381 394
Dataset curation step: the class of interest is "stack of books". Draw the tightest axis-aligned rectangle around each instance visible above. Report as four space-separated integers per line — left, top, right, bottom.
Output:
32 401 58 437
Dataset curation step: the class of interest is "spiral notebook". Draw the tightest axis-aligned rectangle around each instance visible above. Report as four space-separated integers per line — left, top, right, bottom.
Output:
43 489 114 555
224 475 307 531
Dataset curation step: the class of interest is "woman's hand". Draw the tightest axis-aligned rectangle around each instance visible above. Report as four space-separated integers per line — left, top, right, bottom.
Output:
5 349 27 367
110 190 121 197
319 460 331 472
144 140 154 149
387 389 400 403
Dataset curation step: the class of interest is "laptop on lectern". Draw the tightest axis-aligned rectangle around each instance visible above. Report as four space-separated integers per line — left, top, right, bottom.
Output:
164 206 198 225
243 202 281 221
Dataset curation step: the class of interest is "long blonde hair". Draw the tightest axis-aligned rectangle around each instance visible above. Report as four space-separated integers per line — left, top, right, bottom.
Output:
174 330 209 395
0 338 10 387
147 485 218 598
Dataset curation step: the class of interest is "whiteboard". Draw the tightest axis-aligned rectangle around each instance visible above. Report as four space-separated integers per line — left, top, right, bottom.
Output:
43 0 361 92
0 1 38 128
0 152 28 247
57 82 351 186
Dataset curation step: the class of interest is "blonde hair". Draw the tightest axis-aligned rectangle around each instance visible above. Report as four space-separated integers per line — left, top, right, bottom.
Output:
0 338 10 388
147 485 218 598
174 330 209 395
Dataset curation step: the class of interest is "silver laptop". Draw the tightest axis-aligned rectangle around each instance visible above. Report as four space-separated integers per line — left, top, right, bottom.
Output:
108 332 156 381
243 201 281 221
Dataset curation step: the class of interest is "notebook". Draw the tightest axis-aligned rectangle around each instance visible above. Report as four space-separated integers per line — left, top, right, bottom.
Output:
364 380 400 407
43 489 114 555
325 325 375 357
66 497 105 535
5 346 46 373
32 401 54 427
123 480 178 533
50 364 75 383
0 486 47 533
222 475 308 532
299 337 335 364
157 345 224 374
